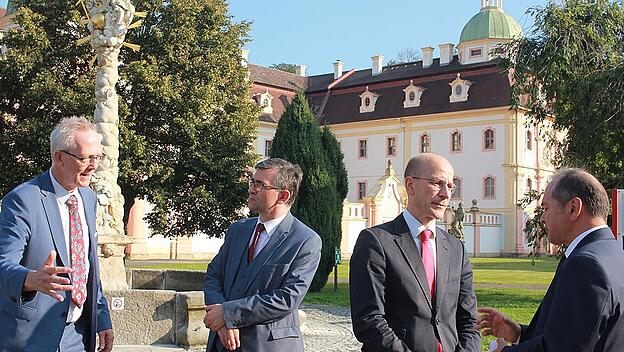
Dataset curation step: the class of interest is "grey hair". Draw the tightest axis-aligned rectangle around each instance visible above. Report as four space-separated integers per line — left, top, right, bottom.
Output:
255 158 303 205
549 168 610 220
49 117 100 157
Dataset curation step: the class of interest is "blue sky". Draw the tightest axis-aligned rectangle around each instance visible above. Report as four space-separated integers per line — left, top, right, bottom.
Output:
228 0 548 75
1 0 548 75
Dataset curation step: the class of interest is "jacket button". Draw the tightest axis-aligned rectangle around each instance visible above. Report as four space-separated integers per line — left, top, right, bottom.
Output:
435 318 441 325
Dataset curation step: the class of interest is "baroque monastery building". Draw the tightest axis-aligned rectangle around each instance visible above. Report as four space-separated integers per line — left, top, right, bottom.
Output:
249 0 555 257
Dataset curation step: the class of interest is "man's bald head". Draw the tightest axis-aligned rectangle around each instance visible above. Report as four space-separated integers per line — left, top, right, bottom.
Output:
404 153 454 179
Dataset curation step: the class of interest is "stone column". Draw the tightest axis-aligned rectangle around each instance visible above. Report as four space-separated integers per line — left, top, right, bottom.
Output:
86 0 136 290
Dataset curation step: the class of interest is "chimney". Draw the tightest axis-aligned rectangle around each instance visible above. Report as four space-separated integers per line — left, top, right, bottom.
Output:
333 60 344 79
439 43 454 66
371 54 384 76
240 49 249 67
421 46 434 68
296 65 307 77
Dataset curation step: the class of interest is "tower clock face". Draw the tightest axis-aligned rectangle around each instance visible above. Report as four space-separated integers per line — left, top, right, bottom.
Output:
455 85 463 96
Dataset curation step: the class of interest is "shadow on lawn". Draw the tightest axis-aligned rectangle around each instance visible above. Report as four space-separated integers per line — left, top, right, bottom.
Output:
472 259 559 272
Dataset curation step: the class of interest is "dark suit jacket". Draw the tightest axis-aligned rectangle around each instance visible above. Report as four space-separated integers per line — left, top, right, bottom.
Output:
350 214 481 352
204 212 322 352
505 227 624 351
0 171 112 352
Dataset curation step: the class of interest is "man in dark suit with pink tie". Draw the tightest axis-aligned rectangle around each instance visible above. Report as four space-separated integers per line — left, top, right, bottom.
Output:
349 153 481 352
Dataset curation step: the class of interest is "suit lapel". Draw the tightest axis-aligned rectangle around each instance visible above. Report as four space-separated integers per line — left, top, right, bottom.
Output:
224 219 256 298
392 215 433 308
434 229 450 310
39 171 70 267
243 213 294 293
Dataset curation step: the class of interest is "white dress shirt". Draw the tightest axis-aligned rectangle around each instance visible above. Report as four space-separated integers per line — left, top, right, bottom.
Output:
249 213 288 259
50 170 90 323
565 224 609 258
403 210 438 278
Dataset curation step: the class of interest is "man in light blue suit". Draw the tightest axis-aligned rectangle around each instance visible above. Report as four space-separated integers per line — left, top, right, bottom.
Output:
0 117 113 352
203 158 322 352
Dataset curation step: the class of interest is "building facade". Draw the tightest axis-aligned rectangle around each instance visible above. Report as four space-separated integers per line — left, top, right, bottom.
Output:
246 0 555 257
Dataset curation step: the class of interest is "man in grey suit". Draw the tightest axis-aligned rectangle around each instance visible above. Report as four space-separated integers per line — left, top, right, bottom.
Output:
478 168 624 351
203 158 322 351
0 117 113 351
350 153 481 352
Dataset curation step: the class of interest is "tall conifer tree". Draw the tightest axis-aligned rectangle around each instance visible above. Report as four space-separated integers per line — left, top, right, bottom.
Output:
270 91 346 291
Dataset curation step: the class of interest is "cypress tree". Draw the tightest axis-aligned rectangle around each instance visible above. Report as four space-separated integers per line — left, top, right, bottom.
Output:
270 91 342 291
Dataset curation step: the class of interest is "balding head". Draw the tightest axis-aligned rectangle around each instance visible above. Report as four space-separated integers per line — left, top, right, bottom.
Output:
404 153 454 179
403 153 455 226
547 168 610 221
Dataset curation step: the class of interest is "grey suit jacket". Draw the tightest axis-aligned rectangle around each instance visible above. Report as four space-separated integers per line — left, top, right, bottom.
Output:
0 171 112 352
204 212 322 352
505 227 624 351
350 214 481 352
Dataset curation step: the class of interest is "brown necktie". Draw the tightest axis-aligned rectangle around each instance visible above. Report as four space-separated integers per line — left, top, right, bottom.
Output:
248 223 265 263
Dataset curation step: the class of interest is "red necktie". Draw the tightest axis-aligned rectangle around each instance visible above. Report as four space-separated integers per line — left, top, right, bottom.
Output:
248 223 265 263
66 195 87 307
420 229 443 352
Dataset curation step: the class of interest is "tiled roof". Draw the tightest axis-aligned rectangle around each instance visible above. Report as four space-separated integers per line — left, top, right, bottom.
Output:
248 64 308 91
249 57 511 126
318 66 511 125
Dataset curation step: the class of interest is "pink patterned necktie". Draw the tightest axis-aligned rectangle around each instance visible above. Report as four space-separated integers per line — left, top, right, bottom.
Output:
420 229 443 352
66 195 87 307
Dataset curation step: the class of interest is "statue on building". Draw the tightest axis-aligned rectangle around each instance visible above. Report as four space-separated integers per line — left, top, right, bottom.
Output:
449 202 465 241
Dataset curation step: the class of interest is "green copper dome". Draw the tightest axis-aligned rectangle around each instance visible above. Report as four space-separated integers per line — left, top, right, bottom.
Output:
459 6 522 43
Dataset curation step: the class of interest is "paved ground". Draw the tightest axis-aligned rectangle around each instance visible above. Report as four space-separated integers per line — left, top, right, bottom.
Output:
114 304 361 351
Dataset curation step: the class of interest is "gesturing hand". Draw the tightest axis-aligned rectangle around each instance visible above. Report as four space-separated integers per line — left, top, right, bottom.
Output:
477 307 521 343
218 327 240 351
22 250 73 302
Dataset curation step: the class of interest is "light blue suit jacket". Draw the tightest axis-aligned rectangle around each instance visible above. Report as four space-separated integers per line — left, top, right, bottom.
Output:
0 171 112 352
204 212 322 352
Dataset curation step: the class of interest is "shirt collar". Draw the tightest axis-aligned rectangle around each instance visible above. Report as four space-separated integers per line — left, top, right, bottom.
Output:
256 212 288 237
49 168 79 203
403 210 437 239
565 224 609 257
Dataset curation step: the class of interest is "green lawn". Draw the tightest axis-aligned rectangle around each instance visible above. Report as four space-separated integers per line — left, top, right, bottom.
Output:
129 257 554 351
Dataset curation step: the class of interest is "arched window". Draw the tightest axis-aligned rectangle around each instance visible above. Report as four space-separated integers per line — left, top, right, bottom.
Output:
452 177 462 199
420 133 431 153
484 176 495 198
484 128 495 150
526 130 533 150
451 131 462 152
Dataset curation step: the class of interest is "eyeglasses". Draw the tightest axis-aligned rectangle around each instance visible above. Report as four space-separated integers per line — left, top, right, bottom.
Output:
60 150 105 165
248 178 281 192
408 176 456 193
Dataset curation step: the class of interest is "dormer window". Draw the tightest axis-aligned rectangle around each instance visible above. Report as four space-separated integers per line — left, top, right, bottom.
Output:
403 80 426 108
359 86 380 113
254 88 274 114
470 48 483 58
449 73 473 103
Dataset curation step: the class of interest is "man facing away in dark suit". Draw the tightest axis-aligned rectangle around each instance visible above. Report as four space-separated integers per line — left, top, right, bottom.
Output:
0 117 113 351
479 168 624 351
350 153 481 352
203 158 322 351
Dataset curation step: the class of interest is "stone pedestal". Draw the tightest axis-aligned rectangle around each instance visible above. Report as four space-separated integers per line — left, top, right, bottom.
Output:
98 235 131 291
